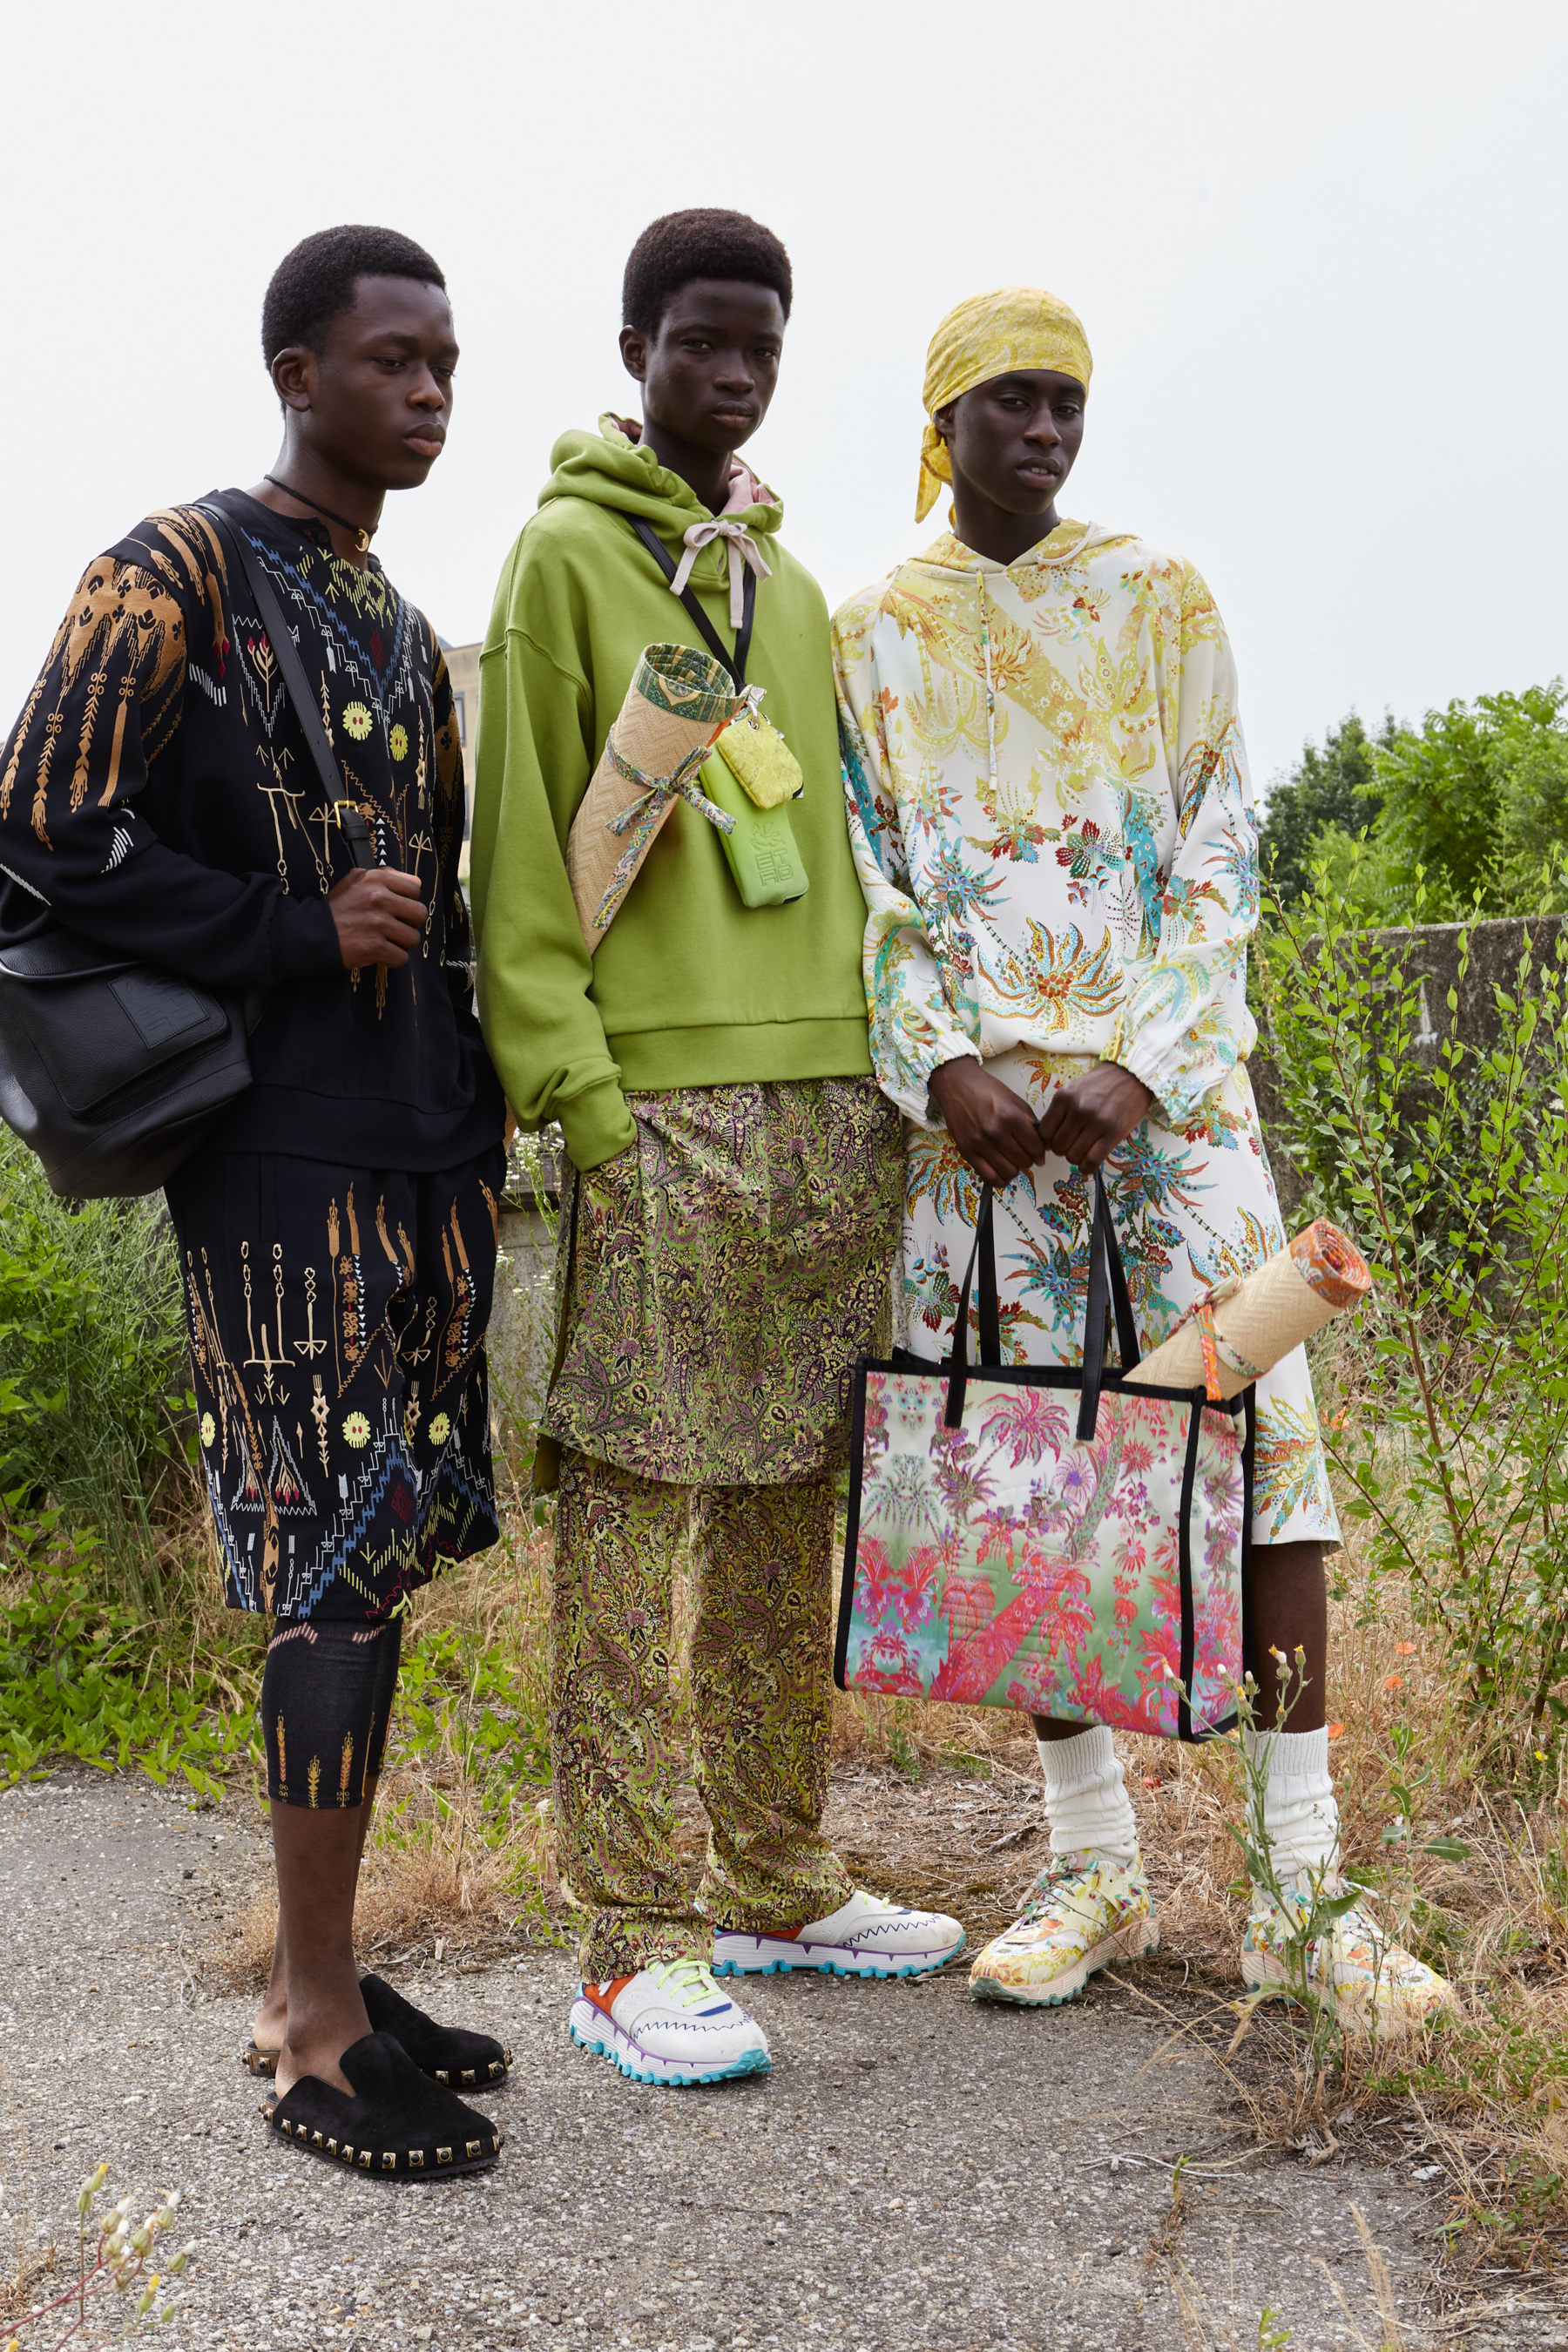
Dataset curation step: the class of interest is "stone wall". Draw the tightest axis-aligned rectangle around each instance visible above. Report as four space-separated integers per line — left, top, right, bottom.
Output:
1252 914 1564 1223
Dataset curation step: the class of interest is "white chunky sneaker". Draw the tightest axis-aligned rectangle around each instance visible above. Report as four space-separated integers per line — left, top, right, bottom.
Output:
569 1958 771 2085
712 1888 966 1980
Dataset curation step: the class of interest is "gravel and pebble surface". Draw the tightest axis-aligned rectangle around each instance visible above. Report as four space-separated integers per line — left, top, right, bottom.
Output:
0 1773 1564 2352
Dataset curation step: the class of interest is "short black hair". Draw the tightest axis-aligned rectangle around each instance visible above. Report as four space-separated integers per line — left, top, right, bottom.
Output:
622 208 792 337
261 225 446 369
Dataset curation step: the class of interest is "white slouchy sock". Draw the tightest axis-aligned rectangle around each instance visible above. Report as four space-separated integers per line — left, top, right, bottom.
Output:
1037 1725 1139 1866
1243 1724 1339 1885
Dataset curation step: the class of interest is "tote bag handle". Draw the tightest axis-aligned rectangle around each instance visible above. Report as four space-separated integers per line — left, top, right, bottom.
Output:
943 1170 1140 1440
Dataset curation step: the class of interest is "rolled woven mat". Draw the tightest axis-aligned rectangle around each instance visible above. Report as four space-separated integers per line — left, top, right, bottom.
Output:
566 643 752 951
1125 1221 1372 1400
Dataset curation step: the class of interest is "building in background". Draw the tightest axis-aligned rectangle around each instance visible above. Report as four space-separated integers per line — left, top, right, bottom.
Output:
441 639 482 876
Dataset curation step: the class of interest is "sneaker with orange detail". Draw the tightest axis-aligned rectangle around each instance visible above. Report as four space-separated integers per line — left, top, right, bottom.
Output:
1240 1876 1456 2035
568 1958 771 2085
969 1849 1157 2005
712 1889 966 1979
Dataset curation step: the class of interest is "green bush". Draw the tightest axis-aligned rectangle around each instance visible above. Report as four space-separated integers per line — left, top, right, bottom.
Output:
1261 685 1568 927
0 1131 191 1609
1259 879 1568 1747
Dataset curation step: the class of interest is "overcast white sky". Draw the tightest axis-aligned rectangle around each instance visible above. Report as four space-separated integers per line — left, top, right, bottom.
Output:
3 0 1564 794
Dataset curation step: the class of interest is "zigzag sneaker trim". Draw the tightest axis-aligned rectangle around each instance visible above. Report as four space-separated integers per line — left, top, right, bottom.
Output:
568 1958 771 2086
713 1889 966 1980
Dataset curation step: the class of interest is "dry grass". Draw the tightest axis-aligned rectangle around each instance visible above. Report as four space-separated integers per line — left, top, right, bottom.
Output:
200 1492 1568 2272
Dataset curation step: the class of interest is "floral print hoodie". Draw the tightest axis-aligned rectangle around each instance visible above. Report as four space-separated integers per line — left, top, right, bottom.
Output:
831 519 1259 1130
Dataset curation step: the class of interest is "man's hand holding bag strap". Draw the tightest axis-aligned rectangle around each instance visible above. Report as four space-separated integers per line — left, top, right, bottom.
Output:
943 1171 1140 1436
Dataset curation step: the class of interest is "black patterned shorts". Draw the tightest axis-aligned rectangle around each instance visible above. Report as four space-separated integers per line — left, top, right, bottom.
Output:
166 1144 504 1619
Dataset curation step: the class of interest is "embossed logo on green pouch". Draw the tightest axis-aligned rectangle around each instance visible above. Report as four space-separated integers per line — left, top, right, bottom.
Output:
699 749 810 908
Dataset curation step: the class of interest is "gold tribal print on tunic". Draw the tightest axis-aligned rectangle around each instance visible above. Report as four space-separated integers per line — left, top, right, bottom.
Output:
166 1146 504 1620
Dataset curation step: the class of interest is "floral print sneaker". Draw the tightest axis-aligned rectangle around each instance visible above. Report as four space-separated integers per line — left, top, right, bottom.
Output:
969 1849 1158 2006
1240 1877 1456 2034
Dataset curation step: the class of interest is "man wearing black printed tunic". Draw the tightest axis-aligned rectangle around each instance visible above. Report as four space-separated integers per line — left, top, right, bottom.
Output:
0 226 511 2180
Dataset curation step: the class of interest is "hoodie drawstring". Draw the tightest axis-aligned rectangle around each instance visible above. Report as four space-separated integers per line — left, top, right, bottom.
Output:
671 517 773 627
978 574 998 792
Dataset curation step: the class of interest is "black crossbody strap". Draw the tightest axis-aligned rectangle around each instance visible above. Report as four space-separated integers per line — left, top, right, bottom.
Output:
626 515 756 688
198 504 374 868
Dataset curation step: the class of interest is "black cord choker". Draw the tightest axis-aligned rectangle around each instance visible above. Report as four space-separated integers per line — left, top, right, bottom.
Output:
264 476 377 552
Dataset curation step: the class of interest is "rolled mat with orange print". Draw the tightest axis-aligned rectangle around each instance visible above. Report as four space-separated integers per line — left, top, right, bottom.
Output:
1125 1221 1371 1402
565 642 753 951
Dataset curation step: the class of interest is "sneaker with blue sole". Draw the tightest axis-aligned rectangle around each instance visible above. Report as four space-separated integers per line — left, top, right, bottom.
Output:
569 1957 771 2086
713 1889 966 1979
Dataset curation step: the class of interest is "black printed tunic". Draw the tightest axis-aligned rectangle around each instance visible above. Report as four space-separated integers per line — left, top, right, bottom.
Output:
0 489 501 1168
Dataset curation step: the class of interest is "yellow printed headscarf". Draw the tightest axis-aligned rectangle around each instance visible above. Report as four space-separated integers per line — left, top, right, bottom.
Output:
916 287 1092 523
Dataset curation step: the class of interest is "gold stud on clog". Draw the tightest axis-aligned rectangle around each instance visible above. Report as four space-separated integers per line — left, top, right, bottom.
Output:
409 2150 424 2168
382 2152 396 2171
434 2068 449 2085
466 2139 481 2159
461 2068 476 2085
436 2146 452 2166
358 2151 372 2170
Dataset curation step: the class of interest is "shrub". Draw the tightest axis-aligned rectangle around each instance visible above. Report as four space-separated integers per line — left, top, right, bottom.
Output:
0 1132 190 1610
1258 878 1568 1752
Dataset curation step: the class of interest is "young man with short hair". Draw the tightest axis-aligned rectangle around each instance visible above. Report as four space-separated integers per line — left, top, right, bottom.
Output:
0 226 510 2175
832 286 1453 2032
471 207 964 2085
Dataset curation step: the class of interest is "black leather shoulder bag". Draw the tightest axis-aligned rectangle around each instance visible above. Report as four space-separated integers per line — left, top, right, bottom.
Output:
0 504 370 1200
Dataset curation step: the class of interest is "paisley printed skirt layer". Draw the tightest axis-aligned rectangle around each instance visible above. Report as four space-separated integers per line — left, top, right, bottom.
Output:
542 1078 903 1489
166 1143 505 1619
900 1051 1340 1546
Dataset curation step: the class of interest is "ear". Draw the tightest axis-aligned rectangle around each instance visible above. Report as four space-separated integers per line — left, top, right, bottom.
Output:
931 401 956 446
618 323 649 385
270 345 316 417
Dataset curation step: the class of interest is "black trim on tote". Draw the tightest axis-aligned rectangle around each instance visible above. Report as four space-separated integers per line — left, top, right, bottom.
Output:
1240 1385 1259 1693
1176 1404 1203 1743
834 1362 870 1693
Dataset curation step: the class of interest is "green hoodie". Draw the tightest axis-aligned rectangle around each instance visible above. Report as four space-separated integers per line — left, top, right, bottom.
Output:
469 420 873 1172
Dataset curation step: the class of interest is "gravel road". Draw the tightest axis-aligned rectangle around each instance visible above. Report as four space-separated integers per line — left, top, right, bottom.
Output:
0 1773 1561 2352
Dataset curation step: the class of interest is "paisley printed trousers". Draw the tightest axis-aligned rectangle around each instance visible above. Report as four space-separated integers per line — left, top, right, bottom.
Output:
552 1448 854 1979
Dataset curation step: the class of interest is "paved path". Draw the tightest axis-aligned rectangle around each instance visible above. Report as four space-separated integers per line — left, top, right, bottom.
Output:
0 1774 1560 2352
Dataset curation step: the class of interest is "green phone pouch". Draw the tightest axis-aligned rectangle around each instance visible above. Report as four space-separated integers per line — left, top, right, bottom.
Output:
699 749 810 908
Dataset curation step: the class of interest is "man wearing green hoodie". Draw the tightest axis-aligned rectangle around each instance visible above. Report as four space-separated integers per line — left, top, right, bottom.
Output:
470 208 965 2085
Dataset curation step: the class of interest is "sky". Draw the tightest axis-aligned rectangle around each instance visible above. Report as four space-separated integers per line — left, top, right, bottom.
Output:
3 0 1565 796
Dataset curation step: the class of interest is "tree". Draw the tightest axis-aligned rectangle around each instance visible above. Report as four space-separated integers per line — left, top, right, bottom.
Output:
1257 714 1394 905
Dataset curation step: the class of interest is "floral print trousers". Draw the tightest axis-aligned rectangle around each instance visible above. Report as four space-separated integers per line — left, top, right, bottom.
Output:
552 1448 854 1979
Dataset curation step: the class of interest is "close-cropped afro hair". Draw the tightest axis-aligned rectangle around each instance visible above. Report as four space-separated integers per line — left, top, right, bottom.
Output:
622 209 792 338
261 225 446 370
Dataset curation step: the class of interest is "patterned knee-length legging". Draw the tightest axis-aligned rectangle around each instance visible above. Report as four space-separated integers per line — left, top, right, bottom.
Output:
552 1449 854 1980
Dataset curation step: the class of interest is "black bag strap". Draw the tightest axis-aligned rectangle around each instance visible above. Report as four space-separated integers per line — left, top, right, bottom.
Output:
625 515 756 689
1076 1169 1142 1442
943 1167 1139 1437
198 503 375 869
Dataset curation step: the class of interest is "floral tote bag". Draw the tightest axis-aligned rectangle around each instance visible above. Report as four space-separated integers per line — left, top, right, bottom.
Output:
834 1176 1254 1742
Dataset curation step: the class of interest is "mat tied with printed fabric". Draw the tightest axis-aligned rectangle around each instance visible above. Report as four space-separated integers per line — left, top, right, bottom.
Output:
565 643 757 950
1125 1221 1371 1402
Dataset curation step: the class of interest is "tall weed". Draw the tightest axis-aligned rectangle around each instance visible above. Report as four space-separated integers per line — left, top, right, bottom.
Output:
1259 885 1568 1753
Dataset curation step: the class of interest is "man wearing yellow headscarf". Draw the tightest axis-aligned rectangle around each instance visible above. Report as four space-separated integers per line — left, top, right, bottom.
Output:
832 287 1453 2035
